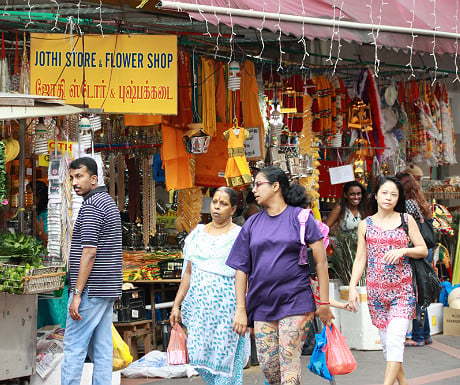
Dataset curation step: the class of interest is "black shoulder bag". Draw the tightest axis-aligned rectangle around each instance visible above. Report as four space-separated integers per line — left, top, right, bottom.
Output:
400 213 441 327
412 203 437 249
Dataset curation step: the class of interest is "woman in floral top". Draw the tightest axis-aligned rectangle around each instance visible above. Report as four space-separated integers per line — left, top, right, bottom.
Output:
348 176 427 385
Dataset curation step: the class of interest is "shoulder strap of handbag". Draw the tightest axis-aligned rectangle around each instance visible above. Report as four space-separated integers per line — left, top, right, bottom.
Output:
400 212 424 326
298 209 311 245
400 212 410 239
412 200 425 224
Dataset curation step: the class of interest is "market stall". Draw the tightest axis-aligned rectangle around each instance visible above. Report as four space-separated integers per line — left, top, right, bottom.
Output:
0 3 460 382
0 93 82 382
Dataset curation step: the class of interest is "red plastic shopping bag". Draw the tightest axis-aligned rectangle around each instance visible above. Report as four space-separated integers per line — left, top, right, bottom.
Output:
167 324 189 365
325 323 357 375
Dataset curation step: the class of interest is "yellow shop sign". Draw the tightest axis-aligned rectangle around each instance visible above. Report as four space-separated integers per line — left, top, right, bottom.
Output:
30 34 177 114
38 140 77 167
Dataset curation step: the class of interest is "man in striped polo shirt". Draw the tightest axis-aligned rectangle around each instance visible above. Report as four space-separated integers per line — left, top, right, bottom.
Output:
61 157 122 385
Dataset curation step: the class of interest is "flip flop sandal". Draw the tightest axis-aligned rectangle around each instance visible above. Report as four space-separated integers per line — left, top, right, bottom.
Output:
405 339 425 347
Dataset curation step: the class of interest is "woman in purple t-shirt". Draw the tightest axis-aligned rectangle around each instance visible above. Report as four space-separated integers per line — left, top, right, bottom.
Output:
226 166 334 385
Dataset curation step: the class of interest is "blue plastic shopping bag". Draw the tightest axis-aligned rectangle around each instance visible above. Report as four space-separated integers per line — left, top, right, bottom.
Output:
308 325 333 381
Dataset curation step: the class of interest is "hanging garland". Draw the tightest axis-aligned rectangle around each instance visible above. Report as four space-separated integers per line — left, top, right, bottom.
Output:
149 158 156 238
117 154 125 212
109 154 116 202
142 156 150 249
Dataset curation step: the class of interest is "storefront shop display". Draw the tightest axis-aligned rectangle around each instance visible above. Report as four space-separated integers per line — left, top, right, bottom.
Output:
0 94 82 382
2 1 460 383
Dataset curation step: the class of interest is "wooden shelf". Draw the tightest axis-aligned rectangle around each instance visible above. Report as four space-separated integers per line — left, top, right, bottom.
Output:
423 191 460 200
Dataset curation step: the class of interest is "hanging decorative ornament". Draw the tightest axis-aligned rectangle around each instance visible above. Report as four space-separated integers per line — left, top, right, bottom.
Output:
117 154 125 213
0 33 11 93
79 116 92 155
227 60 241 91
11 33 20 92
20 32 30 94
33 117 49 155
109 155 116 202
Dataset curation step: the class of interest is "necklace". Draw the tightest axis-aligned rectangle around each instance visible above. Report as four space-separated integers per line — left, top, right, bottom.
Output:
207 220 232 234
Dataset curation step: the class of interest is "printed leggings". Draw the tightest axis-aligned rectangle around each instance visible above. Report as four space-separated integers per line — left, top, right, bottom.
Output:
254 313 314 385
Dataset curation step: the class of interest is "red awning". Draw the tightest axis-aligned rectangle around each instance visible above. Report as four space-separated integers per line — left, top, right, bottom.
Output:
157 0 460 54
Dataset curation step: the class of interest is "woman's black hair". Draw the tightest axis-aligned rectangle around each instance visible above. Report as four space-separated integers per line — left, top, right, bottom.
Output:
28 180 48 214
215 186 238 207
257 166 307 208
368 176 406 214
339 181 368 221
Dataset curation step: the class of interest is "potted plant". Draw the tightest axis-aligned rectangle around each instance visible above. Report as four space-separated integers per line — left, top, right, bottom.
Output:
328 231 381 350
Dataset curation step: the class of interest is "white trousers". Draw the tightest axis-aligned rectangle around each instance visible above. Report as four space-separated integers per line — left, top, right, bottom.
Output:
378 317 410 362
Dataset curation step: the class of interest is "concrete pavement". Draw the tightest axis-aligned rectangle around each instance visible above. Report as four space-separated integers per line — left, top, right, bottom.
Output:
121 334 460 385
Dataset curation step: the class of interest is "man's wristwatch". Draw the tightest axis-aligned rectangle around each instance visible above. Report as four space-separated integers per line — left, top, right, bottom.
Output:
72 288 82 296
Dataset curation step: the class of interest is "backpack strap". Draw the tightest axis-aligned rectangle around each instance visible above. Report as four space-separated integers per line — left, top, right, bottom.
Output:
298 209 311 245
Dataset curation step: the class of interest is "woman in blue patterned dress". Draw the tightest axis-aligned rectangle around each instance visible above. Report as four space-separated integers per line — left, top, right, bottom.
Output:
170 187 249 385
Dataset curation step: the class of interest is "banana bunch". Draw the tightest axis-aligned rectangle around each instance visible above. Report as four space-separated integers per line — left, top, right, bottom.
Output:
2 138 20 163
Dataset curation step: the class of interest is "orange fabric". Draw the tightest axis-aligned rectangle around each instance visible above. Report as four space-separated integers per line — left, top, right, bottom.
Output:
201 57 217 137
242 60 264 129
195 122 230 187
215 62 228 123
161 124 193 190
124 114 162 126
223 127 251 187
163 50 193 128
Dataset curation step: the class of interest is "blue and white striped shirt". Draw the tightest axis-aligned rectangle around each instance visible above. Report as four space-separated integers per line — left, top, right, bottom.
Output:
69 186 123 297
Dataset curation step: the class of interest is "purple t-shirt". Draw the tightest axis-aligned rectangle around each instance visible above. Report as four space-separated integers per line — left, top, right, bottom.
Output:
226 205 324 326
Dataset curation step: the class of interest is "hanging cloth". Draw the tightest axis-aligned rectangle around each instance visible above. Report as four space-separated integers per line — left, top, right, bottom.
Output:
312 76 331 132
195 122 230 187
215 62 228 123
242 60 264 129
127 157 141 222
163 49 193 128
124 115 162 126
201 57 217 137
161 124 193 191
299 94 313 155
282 74 303 133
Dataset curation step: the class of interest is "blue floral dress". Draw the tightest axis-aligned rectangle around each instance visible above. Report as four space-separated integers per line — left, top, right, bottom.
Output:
181 224 249 384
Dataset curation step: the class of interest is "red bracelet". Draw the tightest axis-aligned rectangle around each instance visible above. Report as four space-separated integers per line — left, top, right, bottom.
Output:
318 301 330 305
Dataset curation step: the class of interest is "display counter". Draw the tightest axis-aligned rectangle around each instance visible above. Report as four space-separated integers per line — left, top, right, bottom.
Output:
0 293 38 380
